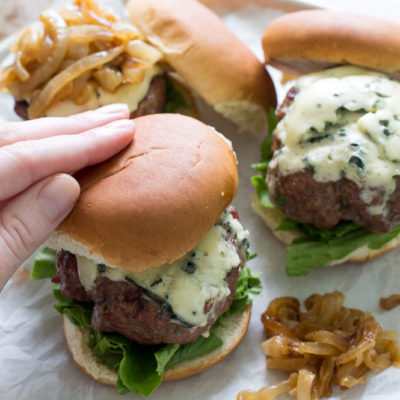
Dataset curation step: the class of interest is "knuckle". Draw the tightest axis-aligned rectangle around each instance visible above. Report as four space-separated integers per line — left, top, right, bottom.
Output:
0 212 35 262
3 140 30 161
69 113 92 130
0 123 17 145
1 141 36 175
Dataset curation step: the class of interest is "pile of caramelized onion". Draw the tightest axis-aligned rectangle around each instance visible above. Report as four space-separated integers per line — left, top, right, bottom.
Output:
238 292 400 400
0 0 162 118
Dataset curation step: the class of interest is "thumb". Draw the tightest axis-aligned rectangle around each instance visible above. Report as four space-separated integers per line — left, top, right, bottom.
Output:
0 174 80 290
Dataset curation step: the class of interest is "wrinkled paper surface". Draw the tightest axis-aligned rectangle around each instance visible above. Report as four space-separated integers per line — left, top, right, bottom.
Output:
1 1 400 399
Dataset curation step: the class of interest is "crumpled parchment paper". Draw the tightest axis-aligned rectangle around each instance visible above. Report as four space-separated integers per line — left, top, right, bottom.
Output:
1 1 400 399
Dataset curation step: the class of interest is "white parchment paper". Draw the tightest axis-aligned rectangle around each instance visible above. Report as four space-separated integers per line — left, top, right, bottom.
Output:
1 1 400 399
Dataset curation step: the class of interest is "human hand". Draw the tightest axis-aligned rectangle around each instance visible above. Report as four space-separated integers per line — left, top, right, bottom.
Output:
0 104 135 290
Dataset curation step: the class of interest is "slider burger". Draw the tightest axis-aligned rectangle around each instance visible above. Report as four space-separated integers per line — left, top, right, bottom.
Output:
0 0 276 132
252 11 400 275
32 113 260 395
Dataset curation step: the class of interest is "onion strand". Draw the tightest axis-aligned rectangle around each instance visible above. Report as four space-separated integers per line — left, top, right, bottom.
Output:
238 292 400 400
28 46 123 118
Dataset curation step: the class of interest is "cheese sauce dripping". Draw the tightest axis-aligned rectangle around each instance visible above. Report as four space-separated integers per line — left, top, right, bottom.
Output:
76 210 248 328
269 66 400 216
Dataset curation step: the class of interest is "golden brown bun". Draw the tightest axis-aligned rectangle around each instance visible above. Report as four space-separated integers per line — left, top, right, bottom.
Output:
47 114 238 272
63 305 251 385
262 10 400 75
252 195 400 266
128 0 276 133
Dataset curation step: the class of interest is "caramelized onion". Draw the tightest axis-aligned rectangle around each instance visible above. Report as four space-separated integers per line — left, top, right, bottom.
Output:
14 51 30 82
126 39 162 64
380 294 400 310
28 46 123 118
121 59 147 84
237 374 298 400
0 66 16 86
93 66 123 92
239 292 400 400
297 369 315 400
8 10 68 100
36 35 54 63
0 0 162 117
68 25 115 43
79 0 114 27
59 6 85 26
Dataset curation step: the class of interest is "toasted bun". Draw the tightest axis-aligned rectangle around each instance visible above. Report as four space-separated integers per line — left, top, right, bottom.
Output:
262 10 400 75
252 195 400 266
128 0 276 133
47 114 238 272
63 305 251 385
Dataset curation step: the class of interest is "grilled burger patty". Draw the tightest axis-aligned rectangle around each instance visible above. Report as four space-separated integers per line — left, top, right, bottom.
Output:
54 207 247 344
267 68 400 233
129 73 166 118
14 74 167 121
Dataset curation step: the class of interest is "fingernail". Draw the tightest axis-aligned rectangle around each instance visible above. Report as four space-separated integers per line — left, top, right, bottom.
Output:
96 103 130 115
39 174 80 221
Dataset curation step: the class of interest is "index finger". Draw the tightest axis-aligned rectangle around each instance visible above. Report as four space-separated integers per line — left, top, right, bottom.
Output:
0 103 130 147
0 118 135 202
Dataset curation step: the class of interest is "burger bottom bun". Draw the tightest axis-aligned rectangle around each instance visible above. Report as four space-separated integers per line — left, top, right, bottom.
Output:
214 100 270 134
63 305 251 386
251 195 400 266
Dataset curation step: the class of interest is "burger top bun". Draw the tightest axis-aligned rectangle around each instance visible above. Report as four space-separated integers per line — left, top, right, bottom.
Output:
128 0 277 133
262 10 400 75
47 114 238 272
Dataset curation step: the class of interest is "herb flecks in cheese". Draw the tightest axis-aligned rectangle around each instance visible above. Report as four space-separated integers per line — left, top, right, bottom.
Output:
269 66 400 215
76 210 248 327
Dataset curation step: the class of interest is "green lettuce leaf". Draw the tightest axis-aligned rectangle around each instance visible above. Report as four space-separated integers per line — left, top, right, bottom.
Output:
35 251 261 396
250 109 278 208
154 344 180 375
53 285 92 328
252 109 400 275
223 263 262 316
261 108 278 162
251 174 274 208
276 217 361 241
53 285 164 396
117 343 163 396
165 333 222 370
30 247 57 279
90 331 127 371
163 77 189 114
53 292 226 396
286 223 400 276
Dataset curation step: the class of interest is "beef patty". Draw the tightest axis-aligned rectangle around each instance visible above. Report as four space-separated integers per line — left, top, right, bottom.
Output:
267 88 400 233
55 207 245 345
14 73 167 120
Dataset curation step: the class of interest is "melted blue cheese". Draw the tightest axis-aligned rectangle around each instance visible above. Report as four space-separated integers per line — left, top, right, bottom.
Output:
76 211 248 327
269 66 400 215
45 66 161 117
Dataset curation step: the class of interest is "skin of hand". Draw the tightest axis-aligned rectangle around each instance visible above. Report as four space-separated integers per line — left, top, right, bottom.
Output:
0 103 135 291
